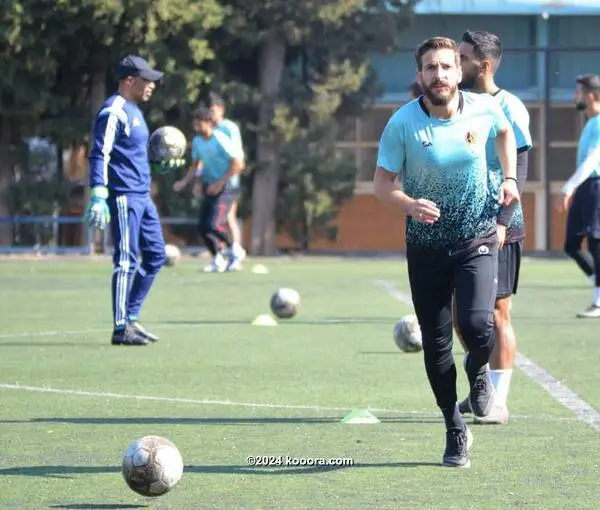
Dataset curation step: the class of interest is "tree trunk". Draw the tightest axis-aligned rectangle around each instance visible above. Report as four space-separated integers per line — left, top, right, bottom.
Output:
0 116 13 246
84 60 107 252
249 32 286 256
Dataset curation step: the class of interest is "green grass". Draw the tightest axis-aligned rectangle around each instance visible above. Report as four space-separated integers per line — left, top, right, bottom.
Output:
0 256 599 509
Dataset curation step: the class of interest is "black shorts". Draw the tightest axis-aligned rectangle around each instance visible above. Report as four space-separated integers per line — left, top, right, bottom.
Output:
566 177 600 240
496 241 521 299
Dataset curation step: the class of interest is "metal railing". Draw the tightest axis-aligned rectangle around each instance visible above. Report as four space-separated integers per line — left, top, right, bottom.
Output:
0 216 207 255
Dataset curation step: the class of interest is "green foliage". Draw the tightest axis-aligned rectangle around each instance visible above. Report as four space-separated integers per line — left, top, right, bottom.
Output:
277 121 356 250
211 0 418 250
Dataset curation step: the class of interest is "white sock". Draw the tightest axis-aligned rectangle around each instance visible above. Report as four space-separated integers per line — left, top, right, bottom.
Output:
593 287 600 307
232 242 244 257
489 369 513 408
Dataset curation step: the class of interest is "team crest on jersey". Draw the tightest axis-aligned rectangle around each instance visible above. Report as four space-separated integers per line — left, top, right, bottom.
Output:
465 131 477 145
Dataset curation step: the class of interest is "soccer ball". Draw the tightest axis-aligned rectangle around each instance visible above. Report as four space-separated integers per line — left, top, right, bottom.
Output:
148 126 187 164
164 244 181 266
121 435 184 497
393 314 423 353
270 288 301 319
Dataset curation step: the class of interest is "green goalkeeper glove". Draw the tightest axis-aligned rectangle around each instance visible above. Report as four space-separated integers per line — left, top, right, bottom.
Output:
85 186 111 230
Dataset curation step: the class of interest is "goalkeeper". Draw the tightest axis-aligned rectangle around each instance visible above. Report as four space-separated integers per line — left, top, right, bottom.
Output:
86 55 182 346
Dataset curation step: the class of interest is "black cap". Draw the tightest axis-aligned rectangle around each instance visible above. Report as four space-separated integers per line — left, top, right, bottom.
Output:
116 55 164 82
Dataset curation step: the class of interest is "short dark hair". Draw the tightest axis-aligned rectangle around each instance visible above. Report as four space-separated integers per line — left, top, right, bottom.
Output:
408 81 423 99
193 106 212 121
415 37 459 71
461 30 503 70
576 74 600 100
206 92 225 108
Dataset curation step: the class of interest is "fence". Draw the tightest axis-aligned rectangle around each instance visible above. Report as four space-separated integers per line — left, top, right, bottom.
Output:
0 216 208 255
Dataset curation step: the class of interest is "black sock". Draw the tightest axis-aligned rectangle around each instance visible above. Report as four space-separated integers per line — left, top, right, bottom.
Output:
441 404 464 431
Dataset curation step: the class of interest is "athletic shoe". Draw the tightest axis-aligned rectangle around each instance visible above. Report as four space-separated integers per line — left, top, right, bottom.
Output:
468 362 495 418
458 397 472 414
458 354 472 414
576 304 600 318
473 404 509 425
129 321 159 342
202 253 226 273
442 426 473 468
225 253 243 272
111 325 148 346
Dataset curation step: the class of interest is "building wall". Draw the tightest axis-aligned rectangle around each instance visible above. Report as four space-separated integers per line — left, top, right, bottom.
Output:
371 15 600 101
243 14 600 254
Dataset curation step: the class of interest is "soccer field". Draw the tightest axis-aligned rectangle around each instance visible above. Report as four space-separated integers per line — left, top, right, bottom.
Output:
1 256 599 509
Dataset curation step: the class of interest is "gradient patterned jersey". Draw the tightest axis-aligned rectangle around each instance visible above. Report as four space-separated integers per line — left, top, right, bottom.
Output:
485 90 532 243
377 91 508 249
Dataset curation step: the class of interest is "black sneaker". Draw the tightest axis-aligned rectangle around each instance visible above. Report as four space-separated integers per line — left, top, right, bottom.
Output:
111 325 149 346
458 396 471 414
442 427 473 468
129 321 159 342
458 354 472 414
468 362 495 418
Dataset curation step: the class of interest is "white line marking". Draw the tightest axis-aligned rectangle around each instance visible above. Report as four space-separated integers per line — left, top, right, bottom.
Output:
0 382 582 424
0 382 409 414
515 353 600 431
0 318 386 340
373 279 413 306
376 279 600 432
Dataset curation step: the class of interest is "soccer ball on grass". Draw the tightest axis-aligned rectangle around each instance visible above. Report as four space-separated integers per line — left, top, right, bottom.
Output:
393 314 423 353
121 435 184 497
270 288 301 319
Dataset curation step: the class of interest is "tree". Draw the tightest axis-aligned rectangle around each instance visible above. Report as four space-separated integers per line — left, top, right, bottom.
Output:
215 0 418 254
1 0 225 248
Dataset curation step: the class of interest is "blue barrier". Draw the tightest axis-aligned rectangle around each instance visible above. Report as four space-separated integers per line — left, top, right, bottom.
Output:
0 215 205 255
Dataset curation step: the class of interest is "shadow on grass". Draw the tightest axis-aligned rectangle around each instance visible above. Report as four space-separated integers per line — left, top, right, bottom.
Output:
49 505 148 509
0 415 442 425
0 461 441 479
158 316 394 326
0 342 102 348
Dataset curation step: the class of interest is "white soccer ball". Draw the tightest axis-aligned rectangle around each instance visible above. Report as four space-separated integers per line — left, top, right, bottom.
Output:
393 314 423 353
164 244 181 266
270 287 301 319
148 126 187 164
122 435 184 497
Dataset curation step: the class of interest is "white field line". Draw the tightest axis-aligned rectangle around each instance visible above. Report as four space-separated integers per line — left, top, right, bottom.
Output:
0 382 581 424
0 318 386 340
375 279 600 432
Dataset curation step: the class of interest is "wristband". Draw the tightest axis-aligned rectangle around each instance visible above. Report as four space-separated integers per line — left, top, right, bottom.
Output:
91 186 109 199
504 177 517 184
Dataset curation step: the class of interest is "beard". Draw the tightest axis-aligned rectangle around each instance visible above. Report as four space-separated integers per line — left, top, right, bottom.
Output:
575 101 586 111
459 74 477 91
423 81 457 106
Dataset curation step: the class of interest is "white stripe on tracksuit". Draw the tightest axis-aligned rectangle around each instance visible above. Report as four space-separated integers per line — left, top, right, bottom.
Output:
112 195 130 328
98 96 127 186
